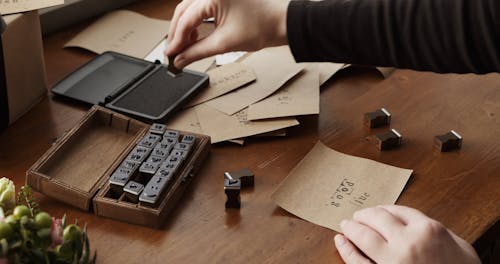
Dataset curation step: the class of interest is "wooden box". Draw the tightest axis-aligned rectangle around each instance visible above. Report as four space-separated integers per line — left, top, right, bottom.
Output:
26 106 211 228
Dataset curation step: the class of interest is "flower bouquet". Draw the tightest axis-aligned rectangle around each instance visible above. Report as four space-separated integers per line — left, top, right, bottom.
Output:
0 177 96 263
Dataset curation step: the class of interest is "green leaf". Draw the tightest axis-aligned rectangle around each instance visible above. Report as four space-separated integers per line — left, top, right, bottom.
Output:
0 238 8 257
16 186 40 217
80 226 89 264
62 214 67 229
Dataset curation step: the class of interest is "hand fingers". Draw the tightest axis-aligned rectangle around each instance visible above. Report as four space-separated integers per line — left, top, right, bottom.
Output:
340 219 386 263
334 234 373 264
167 0 214 56
377 205 430 225
448 229 480 261
165 27 198 63
189 29 199 43
167 0 194 44
174 29 225 68
353 207 406 241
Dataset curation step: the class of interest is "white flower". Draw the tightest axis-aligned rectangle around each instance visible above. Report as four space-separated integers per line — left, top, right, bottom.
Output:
0 177 15 211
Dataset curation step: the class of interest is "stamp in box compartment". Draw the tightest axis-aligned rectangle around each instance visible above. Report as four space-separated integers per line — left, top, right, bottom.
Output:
120 160 141 171
123 180 145 204
126 146 152 163
174 142 192 152
138 133 162 148
161 137 178 145
164 130 180 139
180 134 196 145
155 167 174 178
109 167 133 185
139 175 171 205
151 144 172 159
149 123 167 135
140 156 164 173
159 159 181 174
171 149 189 160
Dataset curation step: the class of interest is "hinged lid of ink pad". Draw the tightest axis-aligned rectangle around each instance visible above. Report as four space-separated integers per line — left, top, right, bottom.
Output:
52 52 209 123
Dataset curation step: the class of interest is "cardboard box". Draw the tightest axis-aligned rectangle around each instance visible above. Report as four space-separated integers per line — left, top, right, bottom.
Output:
0 11 47 132
27 106 211 228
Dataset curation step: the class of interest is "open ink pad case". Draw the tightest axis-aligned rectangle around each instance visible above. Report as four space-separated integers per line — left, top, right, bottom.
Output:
52 51 209 123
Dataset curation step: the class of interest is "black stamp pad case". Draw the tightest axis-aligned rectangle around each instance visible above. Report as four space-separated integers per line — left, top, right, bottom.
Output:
52 52 209 123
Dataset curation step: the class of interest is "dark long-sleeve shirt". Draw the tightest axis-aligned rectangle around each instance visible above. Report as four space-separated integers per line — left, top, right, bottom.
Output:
287 0 500 74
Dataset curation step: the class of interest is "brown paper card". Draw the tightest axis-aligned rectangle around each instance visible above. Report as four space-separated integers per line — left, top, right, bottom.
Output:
165 107 203 134
215 51 247 66
228 129 287 145
185 56 215 73
144 38 167 62
0 0 63 15
344 65 395 78
376 67 396 78
317 63 346 85
206 46 303 115
65 10 170 58
195 104 299 143
228 139 245 145
247 66 319 120
272 141 412 232
256 129 287 137
187 63 256 107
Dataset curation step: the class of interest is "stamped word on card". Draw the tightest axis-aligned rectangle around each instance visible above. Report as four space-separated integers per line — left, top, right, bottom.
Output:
65 10 169 59
187 63 256 107
195 104 299 144
206 46 303 115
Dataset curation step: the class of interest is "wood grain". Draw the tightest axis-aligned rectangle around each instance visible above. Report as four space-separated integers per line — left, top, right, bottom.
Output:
0 0 498 263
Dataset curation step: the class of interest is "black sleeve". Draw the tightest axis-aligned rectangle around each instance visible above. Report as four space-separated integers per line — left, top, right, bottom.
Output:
287 0 500 74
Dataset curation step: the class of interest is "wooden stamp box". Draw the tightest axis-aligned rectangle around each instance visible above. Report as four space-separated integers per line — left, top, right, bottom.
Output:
26 106 211 228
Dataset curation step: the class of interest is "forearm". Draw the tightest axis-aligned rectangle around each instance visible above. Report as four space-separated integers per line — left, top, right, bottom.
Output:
287 0 500 74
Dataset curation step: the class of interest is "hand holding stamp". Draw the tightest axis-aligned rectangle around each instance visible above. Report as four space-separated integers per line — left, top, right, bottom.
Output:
167 55 182 77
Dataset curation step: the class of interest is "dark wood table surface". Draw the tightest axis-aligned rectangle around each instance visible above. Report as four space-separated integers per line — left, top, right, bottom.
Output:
1 0 499 263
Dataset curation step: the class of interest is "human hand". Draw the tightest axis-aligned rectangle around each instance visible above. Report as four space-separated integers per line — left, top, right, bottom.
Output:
165 0 289 68
334 205 480 264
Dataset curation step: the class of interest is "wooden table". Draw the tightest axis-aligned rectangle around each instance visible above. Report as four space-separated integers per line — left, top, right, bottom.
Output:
1 0 499 263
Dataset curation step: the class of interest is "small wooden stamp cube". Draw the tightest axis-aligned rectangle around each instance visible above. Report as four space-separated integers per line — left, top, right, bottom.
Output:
161 137 178 145
375 129 402 151
434 130 462 152
224 168 255 188
139 160 161 175
167 55 182 76
109 166 136 196
164 130 180 139
160 160 181 175
364 108 391 128
138 133 162 148
126 146 152 163
181 135 196 145
151 146 170 159
149 123 167 135
139 176 169 205
224 179 241 209
123 181 144 204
